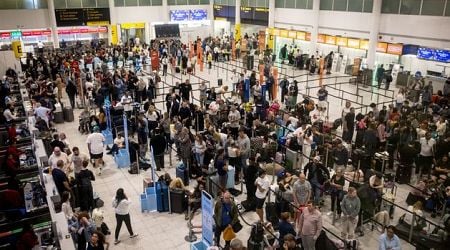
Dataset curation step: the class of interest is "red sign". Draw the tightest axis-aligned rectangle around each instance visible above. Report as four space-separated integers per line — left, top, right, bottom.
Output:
19 29 52 37
0 32 10 38
57 27 108 35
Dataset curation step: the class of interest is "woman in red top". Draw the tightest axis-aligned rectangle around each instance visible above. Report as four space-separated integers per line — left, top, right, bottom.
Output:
8 123 17 142
7 140 23 160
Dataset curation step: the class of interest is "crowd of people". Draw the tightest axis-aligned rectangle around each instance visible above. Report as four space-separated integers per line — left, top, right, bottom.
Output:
1 32 450 250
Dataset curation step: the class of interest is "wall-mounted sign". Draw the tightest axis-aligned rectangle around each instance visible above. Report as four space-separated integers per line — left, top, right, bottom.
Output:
273 29 280 36
170 10 189 22
55 8 110 27
402 44 419 55
296 31 306 40
10 31 22 39
288 31 297 39
306 33 311 41
190 9 208 21
347 38 360 49
377 42 388 53
317 34 325 43
417 47 435 60
121 23 145 29
336 37 347 46
434 50 450 63
57 27 107 35
213 5 235 20
280 29 288 38
387 44 403 55
359 40 369 50
325 35 336 45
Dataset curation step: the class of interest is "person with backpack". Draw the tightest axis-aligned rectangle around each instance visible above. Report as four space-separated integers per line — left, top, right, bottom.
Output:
66 77 78 109
76 160 95 211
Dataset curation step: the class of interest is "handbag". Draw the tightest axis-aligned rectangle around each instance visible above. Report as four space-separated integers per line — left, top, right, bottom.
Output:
95 198 104 208
223 225 236 241
232 221 243 233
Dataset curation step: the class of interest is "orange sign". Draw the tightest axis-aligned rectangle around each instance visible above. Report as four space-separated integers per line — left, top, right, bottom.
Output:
325 35 336 45
317 34 325 43
288 30 297 39
360 40 369 50
377 42 388 53
387 44 403 55
347 38 360 49
336 37 348 46
306 33 311 41
296 31 306 40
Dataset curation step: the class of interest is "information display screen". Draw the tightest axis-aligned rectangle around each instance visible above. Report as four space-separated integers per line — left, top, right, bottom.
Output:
55 8 110 26
417 47 435 60
154 24 180 38
435 50 450 63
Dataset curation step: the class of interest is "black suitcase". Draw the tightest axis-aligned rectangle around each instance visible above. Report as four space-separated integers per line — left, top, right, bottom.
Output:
169 189 186 213
54 111 64 123
247 239 264 250
63 107 74 122
241 199 256 212
265 202 279 230
175 66 181 73
396 164 411 184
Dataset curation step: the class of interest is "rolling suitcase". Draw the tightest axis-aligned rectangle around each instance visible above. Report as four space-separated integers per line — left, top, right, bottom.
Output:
395 164 411 184
226 166 235 189
54 111 64 123
169 189 186 213
265 202 279 230
247 239 264 250
156 181 169 212
63 107 74 122
175 66 181 73
176 162 189 186
241 199 256 212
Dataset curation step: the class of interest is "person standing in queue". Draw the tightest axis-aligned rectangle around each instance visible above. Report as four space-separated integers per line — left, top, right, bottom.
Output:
297 200 323 250
112 188 138 245
213 191 239 248
254 169 270 222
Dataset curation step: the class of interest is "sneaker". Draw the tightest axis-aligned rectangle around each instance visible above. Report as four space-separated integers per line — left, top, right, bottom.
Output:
114 240 121 245
130 234 139 238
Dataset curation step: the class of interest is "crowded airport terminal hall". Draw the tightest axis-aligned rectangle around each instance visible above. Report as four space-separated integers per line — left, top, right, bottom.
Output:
1 0 450 249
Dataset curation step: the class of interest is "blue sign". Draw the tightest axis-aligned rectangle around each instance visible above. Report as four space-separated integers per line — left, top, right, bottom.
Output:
201 191 213 246
170 10 189 22
402 44 419 55
417 47 435 60
190 10 207 21
435 50 450 63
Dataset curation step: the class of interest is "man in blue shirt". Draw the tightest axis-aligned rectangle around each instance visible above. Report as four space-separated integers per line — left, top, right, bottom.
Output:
379 225 401 250
213 191 239 248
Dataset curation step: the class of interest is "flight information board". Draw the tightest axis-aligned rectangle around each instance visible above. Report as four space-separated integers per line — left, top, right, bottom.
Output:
55 8 110 27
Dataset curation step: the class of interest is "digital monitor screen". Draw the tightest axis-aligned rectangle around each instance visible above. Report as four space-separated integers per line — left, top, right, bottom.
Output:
170 10 189 22
417 47 435 60
190 10 207 21
434 50 450 63
154 24 180 38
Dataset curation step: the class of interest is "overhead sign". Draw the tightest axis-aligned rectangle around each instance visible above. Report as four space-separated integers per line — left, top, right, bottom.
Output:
170 10 189 21
359 40 369 50
417 47 435 60
190 10 207 21
387 44 403 55
347 38 360 49
12 41 23 58
121 23 145 29
57 27 107 35
336 37 347 46
55 8 110 27
377 42 388 53
325 35 336 45
434 50 450 63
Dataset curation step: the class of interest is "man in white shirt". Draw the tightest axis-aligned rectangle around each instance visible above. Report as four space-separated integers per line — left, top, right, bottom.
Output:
86 127 105 175
70 146 89 175
48 147 70 175
120 91 133 117
418 132 436 176
255 169 270 222
3 104 16 122
34 103 51 127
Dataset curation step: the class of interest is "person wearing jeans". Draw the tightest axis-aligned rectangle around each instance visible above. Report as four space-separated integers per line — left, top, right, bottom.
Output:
112 188 138 245
340 187 361 240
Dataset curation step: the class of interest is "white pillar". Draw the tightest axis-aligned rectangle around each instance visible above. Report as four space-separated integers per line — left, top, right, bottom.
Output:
367 0 382 69
268 0 275 28
309 0 320 55
46 0 59 49
108 0 116 45
162 0 169 22
209 0 214 36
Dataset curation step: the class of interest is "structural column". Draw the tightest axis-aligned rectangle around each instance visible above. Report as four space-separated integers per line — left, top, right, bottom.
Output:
367 0 382 69
46 0 59 48
234 0 241 42
209 0 214 36
309 0 320 55
268 0 275 28
108 0 118 45
162 0 169 22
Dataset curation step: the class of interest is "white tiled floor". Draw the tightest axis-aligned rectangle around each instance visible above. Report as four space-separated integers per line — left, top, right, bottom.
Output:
53 59 422 249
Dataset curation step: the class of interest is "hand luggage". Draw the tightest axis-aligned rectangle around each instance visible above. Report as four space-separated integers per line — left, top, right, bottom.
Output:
63 107 74 122
395 164 411 184
175 66 181 73
285 148 300 172
265 202 279 230
54 111 64 123
187 67 192 74
241 199 256 212
176 162 189 186
156 181 169 212
247 239 264 250
169 189 186 213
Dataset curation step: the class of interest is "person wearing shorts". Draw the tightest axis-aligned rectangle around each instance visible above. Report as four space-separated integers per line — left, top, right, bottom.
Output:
86 126 105 175
254 169 270 222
